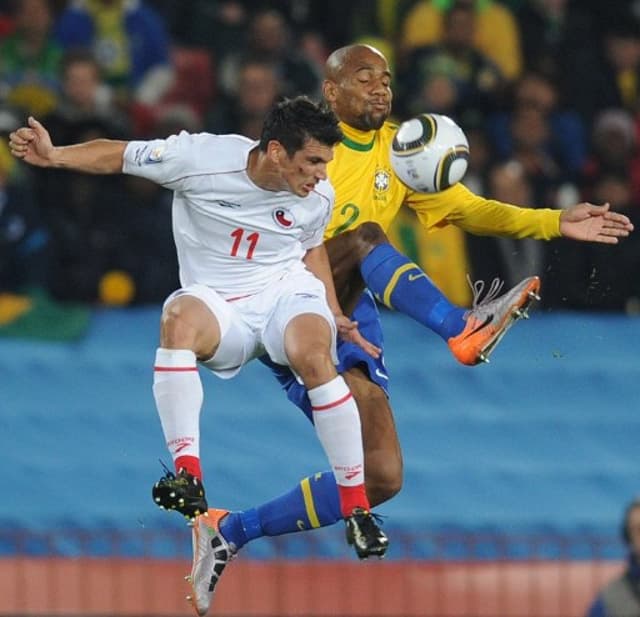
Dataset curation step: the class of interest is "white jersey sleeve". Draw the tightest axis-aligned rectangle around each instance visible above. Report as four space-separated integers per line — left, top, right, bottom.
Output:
122 131 251 192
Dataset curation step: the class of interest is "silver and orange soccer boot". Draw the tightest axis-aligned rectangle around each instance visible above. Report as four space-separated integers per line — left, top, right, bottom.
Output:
448 275 541 365
186 508 236 616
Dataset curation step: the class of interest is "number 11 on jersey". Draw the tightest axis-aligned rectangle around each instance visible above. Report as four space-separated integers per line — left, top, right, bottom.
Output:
230 228 260 259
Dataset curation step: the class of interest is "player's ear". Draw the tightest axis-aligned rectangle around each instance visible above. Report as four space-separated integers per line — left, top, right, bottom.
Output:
322 79 336 104
266 140 284 164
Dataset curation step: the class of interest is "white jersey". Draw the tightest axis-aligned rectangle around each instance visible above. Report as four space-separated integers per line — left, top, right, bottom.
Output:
122 132 334 297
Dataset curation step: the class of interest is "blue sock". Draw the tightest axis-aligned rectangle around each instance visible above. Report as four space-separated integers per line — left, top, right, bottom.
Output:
219 471 341 550
360 243 466 340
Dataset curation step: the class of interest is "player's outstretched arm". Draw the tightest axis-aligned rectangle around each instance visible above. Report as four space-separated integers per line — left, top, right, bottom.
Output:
9 116 127 174
559 202 634 244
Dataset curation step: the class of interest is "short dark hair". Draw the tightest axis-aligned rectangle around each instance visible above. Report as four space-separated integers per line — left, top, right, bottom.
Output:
259 96 343 155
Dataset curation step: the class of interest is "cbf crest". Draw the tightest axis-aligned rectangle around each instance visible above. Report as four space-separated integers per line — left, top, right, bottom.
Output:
374 168 391 193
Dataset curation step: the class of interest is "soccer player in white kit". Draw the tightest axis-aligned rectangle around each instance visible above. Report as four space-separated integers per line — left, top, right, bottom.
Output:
9 97 389 614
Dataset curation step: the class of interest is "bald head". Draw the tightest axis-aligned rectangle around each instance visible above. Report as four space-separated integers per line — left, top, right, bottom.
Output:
325 45 387 82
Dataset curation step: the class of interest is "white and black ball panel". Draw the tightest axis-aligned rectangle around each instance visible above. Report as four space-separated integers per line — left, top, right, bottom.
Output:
390 113 470 193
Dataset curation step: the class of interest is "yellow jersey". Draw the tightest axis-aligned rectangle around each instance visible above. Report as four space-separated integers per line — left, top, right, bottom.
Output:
325 121 561 241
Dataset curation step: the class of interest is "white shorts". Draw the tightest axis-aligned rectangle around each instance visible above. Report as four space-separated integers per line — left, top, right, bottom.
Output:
163 270 338 379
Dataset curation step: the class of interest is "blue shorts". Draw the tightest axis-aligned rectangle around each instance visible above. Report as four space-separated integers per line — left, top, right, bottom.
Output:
259 290 389 422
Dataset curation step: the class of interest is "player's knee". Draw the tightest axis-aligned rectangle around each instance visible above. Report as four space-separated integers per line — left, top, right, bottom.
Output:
160 309 197 348
352 222 388 259
160 296 222 357
157 292 224 359
288 345 335 388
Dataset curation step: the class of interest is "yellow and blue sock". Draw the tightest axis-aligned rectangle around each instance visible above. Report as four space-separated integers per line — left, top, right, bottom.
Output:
360 243 466 340
219 471 341 549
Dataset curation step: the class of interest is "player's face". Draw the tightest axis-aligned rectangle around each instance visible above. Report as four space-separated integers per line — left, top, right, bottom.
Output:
325 48 393 131
278 138 334 197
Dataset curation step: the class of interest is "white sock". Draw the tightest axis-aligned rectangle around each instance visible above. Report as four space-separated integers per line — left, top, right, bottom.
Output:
152 348 203 467
308 375 365 488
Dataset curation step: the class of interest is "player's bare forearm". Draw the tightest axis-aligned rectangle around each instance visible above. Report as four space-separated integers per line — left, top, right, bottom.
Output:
304 244 343 316
9 116 126 174
50 140 127 174
324 231 366 315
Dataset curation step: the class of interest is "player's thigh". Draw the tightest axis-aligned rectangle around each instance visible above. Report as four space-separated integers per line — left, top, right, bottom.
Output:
262 273 338 368
164 285 256 376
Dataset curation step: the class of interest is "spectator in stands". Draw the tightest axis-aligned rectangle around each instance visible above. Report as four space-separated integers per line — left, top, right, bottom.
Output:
515 0 600 87
505 104 567 206
217 8 321 100
398 1 504 124
404 68 459 119
152 102 202 137
154 0 358 53
581 109 640 211
205 58 281 140
586 498 640 617
152 0 341 65
485 70 587 183
568 10 640 125
298 29 329 82
327 0 416 75
0 0 63 117
150 0 247 67
157 47 216 125
53 0 173 106
43 49 130 144
399 0 523 81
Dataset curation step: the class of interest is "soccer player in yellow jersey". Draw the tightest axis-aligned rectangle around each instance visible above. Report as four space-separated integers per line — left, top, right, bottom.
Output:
158 45 634 614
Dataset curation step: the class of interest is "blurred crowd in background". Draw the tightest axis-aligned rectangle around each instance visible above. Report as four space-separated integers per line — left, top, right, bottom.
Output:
1 0 640 315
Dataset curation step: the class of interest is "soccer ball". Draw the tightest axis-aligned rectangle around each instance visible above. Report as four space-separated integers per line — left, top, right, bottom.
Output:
390 113 470 193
